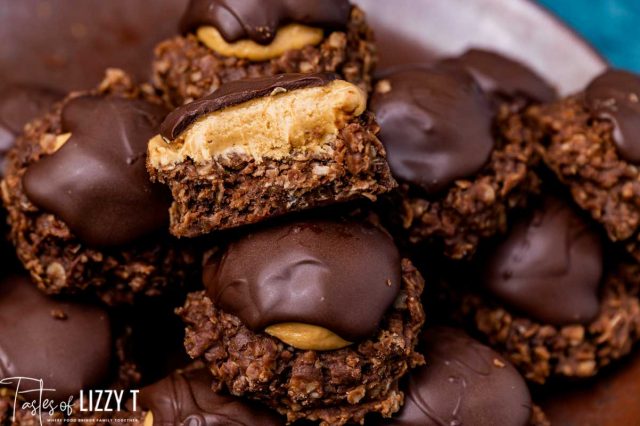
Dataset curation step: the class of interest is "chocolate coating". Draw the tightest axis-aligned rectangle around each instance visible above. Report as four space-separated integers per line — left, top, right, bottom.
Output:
389 327 532 426
370 67 494 194
0 275 111 401
23 95 170 247
140 369 282 426
585 69 640 163
0 85 61 176
179 0 350 44
439 49 557 103
483 196 603 325
204 218 401 341
160 72 337 139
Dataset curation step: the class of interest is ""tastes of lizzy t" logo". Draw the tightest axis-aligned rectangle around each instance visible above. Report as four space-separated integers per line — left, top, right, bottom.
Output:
0 377 139 425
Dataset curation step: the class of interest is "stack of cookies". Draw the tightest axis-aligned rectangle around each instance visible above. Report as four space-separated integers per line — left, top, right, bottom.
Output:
1 1 639 425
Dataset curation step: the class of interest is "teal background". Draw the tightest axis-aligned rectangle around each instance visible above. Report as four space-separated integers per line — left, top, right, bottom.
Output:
538 0 640 71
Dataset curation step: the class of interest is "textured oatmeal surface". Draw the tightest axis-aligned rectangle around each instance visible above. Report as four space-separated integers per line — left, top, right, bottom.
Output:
178 259 425 426
453 261 640 384
152 7 376 108
382 105 540 259
529 96 640 262
1 70 196 305
150 112 396 238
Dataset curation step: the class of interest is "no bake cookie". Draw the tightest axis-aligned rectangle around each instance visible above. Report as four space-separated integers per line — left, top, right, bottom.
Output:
1 70 195 304
371 64 540 258
177 217 425 425
374 327 546 426
529 69 640 262
135 367 284 426
0 274 138 425
153 0 376 107
451 195 640 383
148 73 395 238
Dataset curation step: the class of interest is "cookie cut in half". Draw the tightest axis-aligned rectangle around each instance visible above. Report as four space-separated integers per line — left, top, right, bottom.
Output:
148 73 396 238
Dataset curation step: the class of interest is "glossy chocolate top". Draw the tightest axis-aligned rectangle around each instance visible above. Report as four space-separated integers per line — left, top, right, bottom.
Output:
0 275 112 401
439 49 557 103
389 327 532 426
204 218 401 341
370 66 494 194
23 95 170 247
179 0 350 44
0 85 61 176
140 369 282 426
160 72 336 139
585 69 640 163
483 196 603 325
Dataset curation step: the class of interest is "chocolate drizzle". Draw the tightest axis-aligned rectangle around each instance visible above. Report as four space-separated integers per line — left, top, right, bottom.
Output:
179 0 350 44
160 73 337 139
0 275 112 402
585 69 640 163
483 195 603 325
391 327 532 426
204 218 401 342
370 66 494 194
139 369 282 426
439 49 557 104
23 95 171 247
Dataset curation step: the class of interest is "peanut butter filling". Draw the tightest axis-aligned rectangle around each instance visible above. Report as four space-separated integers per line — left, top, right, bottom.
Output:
197 24 324 61
148 80 366 169
143 411 153 426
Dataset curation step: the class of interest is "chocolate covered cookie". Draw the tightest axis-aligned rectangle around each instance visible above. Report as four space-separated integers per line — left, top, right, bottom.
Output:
371 63 541 258
177 217 425 425
152 0 377 107
450 195 640 383
148 73 395 238
0 274 138 424
134 367 284 426
529 69 640 263
1 70 195 304
374 327 546 426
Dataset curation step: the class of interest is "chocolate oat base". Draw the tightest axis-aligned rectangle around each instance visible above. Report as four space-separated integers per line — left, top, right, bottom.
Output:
152 6 376 107
529 96 640 263
0 70 196 305
455 262 640 384
149 112 396 238
177 258 425 426
383 105 540 259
